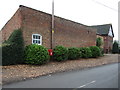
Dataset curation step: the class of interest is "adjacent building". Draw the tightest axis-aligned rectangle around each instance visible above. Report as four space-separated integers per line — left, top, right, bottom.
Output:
91 24 114 53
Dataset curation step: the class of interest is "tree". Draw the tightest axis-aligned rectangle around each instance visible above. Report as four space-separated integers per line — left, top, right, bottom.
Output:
112 40 119 54
119 47 120 54
96 37 102 48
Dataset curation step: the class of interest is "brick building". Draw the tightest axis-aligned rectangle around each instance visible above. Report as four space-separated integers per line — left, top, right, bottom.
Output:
91 24 114 53
1 5 97 49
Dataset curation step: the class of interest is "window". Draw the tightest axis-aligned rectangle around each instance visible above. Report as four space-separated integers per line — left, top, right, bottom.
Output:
32 34 42 45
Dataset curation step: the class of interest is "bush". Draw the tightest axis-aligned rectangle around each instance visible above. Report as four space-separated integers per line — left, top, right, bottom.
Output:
2 29 24 66
89 46 101 58
24 44 50 65
53 45 68 61
79 47 92 58
96 37 103 48
100 48 104 56
119 47 120 54
112 41 119 54
68 47 80 60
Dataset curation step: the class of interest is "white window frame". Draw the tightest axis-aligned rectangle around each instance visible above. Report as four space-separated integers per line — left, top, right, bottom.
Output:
32 34 42 45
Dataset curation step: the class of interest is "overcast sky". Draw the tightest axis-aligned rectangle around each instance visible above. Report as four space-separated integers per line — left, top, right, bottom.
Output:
0 0 119 40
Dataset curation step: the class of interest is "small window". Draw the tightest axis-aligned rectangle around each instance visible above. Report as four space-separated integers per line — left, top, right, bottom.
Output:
32 34 42 45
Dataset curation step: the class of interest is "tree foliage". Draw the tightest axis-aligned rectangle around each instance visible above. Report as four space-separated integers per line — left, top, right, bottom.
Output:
96 37 102 48
2 29 24 65
112 40 119 54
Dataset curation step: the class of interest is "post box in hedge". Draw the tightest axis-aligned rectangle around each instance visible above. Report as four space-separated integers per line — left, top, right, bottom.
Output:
48 49 53 56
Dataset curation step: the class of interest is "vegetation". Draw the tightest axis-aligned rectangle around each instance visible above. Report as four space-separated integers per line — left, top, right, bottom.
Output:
79 47 92 58
96 37 103 48
112 40 119 54
53 45 68 61
119 47 120 54
89 46 101 58
2 29 24 65
68 47 80 60
24 44 50 65
1 30 104 66
100 48 104 56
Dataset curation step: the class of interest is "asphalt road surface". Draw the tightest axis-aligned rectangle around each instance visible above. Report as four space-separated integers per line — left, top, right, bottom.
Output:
3 63 119 88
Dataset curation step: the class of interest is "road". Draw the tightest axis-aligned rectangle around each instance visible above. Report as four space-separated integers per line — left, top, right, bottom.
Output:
3 63 119 88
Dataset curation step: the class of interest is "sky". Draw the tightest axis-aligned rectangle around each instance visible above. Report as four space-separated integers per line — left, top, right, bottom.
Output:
0 0 119 41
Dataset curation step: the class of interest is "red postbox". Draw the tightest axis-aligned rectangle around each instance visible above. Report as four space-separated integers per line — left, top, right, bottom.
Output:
48 49 53 56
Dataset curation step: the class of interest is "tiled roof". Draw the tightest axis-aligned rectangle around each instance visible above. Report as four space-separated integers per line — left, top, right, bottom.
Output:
90 24 114 37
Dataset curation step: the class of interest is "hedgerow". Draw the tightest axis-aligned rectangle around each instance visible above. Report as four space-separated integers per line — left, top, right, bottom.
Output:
2 29 24 65
89 46 101 58
68 47 80 60
24 44 50 65
53 45 68 61
79 47 92 58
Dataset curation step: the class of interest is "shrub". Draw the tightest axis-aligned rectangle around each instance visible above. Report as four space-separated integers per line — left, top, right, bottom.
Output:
68 47 80 60
119 47 120 54
53 45 68 61
89 46 101 58
112 41 119 54
100 48 104 56
2 29 24 66
79 47 92 58
24 44 50 65
96 37 103 48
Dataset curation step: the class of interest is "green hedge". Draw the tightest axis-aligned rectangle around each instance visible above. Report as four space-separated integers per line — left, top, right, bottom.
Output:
89 46 101 58
2 29 24 65
53 45 68 61
68 47 80 60
79 47 92 58
100 48 104 56
24 44 50 65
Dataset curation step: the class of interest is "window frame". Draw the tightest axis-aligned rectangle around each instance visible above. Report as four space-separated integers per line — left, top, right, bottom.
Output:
32 34 42 45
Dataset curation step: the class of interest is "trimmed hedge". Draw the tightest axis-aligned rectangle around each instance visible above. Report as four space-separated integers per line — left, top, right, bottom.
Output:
79 47 92 58
68 47 80 60
24 44 50 65
53 45 68 61
2 29 24 66
89 46 101 58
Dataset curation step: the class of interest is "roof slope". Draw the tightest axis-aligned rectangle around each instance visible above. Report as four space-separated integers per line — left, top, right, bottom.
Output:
90 24 114 37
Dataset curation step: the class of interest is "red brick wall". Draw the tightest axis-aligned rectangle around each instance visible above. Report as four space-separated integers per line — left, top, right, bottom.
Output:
108 36 113 51
0 8 22 42
20 6 52 49
54 17 96 47
103 36 113 53
1 5 97 49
